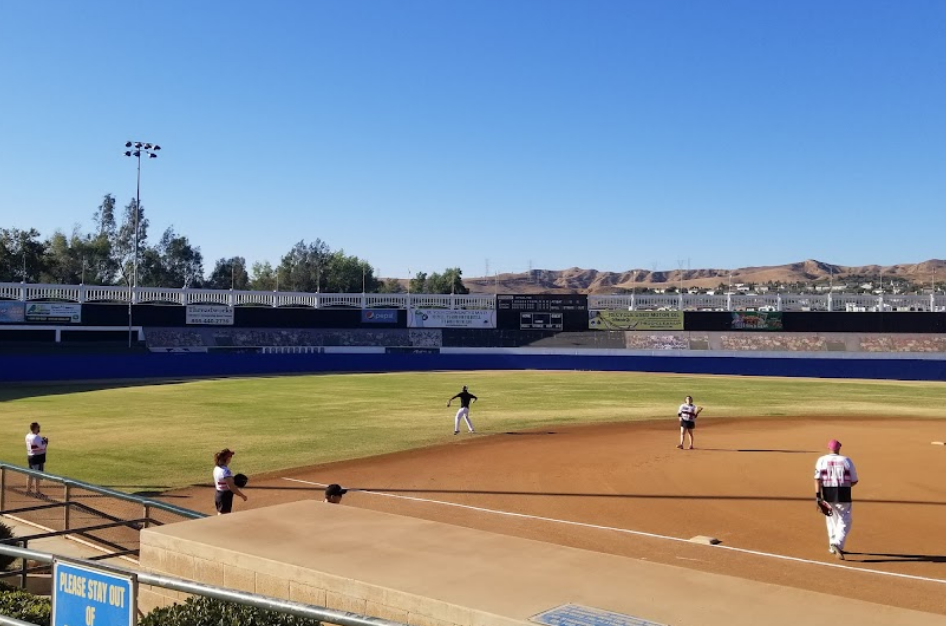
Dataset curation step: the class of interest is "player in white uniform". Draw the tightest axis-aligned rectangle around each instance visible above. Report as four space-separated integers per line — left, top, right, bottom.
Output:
447 386 478 435
814 439 859 560
25 422 48 494
213 448 247 515
676 396 702 449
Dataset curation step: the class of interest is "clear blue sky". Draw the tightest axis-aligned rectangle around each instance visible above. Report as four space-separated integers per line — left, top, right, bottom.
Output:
1 1 944 279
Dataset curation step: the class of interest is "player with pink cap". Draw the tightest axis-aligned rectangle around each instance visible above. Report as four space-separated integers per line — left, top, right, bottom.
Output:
814 438 859 559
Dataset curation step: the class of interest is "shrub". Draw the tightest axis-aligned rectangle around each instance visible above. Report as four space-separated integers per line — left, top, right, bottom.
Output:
139 595 322 626
0 520 17 572
0 587 51 626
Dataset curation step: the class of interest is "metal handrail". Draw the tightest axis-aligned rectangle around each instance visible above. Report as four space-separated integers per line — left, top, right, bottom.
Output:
0 463 204 521
0 544 407 626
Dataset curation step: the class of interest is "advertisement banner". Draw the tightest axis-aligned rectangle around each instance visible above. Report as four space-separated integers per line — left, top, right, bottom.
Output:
361 309 398 324
408 309 496 328
25 303 82 323
731 311 783 331
589 310 684 331
385 346 440 354
186 305 235 326
0 301 26 323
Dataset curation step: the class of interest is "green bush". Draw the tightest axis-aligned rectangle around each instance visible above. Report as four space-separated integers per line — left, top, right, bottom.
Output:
0 520 17 571
0 587 51 626
139 596 322 626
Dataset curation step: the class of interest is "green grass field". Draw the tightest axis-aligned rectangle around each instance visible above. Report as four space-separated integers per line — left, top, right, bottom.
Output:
2 370 945 492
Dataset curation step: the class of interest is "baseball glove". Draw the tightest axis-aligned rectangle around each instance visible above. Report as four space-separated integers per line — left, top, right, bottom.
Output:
816 498 833 517
234 473 249 489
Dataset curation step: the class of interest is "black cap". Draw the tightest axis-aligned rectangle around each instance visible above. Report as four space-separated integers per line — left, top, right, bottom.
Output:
325 483 348 497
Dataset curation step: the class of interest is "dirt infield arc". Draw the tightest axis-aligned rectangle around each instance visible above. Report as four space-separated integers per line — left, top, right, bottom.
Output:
161 417 946 617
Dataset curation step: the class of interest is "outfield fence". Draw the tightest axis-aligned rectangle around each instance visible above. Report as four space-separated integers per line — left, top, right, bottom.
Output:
3 281 946 311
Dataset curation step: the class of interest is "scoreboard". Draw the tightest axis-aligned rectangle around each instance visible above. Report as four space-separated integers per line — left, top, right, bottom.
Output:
496 294 588 331
497 294 588 311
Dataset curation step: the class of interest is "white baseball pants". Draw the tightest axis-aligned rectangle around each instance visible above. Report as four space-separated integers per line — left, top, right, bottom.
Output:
454 407 475 433
825 502 853 550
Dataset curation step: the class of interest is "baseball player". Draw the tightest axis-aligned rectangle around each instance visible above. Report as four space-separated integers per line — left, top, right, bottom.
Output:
213 448 248 515
814 439 859 560
676 396 702 449
25 422 48 494
324 483 348 504
447 385 477 435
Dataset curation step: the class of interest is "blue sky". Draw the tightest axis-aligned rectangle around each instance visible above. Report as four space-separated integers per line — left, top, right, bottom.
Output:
1 1 944 280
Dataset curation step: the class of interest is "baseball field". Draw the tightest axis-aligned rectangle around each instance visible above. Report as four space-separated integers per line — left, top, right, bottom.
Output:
2 370 945 616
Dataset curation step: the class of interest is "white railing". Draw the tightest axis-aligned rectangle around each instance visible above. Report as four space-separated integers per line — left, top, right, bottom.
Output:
0 282 942 312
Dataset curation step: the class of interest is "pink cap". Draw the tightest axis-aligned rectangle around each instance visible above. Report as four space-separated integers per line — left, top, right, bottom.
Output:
827 439 841 450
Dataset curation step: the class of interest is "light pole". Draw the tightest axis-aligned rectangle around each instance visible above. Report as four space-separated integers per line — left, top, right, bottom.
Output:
123 141 160 347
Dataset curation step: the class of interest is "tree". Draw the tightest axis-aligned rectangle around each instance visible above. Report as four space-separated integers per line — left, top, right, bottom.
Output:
322 250 379 293
278 239 330 293
249 261 276 291
409 271 428 294
0 228 46 283
87 194 120 284
0 229 19 282
104 197 150 286
425 267 468 294
41 230 79 284
377 278 404 293
138 227 203 288
207 257 250 290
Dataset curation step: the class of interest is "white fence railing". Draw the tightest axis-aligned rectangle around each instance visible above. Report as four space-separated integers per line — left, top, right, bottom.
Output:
1 282 945 312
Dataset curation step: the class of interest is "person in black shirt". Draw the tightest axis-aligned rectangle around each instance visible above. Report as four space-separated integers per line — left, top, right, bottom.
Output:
447 385 478 435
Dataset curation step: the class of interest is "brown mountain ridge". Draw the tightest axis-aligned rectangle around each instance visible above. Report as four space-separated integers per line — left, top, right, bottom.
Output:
462 259 946 294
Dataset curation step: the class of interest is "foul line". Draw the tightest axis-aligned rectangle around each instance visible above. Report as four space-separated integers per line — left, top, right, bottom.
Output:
282 477 946 586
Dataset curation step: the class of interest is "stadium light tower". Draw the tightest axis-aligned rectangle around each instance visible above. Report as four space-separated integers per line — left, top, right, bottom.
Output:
123 141 161 347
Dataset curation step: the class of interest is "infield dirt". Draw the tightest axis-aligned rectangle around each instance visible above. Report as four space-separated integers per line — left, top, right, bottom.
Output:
160 417 946 617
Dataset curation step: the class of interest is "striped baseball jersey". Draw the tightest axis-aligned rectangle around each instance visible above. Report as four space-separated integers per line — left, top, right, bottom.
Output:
677 403 698 420
814 453 858 503
213 465 233 492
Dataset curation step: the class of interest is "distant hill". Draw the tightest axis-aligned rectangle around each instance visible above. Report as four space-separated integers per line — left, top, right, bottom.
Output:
460 259 946 294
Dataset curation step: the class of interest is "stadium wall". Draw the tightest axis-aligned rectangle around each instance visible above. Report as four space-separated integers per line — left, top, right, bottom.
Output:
2 350 946 383
4 303 946 333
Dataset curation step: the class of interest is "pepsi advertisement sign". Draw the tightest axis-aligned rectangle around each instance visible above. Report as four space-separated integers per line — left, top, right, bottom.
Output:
361 309 398 324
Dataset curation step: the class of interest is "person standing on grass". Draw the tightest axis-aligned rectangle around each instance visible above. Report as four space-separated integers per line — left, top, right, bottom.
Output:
25 422 48 494
447 385 477 435
676 396 702 450
213 448 247 515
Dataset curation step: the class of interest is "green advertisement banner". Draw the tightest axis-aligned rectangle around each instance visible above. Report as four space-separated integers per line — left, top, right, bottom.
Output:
589 310 684 331
730 311 783 331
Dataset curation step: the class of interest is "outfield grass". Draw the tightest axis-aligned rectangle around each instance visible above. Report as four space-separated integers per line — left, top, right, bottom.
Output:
1 370 944 492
